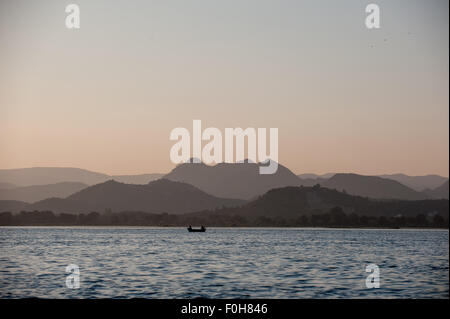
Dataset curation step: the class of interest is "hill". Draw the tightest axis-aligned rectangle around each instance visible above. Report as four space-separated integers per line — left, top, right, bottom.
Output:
423 180 449 199
320 173 427 200
191 185 448 219
164 160 302 200
26 179 245 214
379 174 448 191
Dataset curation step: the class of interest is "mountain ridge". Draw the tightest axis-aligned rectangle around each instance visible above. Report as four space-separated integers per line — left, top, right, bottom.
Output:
0 179 245 214
319 173 428 200
0 166 447 202
0 167 164 186
164 161 302 200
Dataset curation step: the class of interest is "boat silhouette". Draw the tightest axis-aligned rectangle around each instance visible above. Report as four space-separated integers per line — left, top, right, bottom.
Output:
187 225 206 232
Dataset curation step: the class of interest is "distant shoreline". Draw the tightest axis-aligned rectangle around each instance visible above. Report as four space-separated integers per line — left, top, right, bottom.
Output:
1 205 448 229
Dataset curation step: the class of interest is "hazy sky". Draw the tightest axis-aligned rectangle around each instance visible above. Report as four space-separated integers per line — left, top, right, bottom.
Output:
0 0 448 176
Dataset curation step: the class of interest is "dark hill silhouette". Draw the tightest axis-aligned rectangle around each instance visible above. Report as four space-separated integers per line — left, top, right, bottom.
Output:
423 180 449 199
234 185 374 218
0 182 88 203
164 160 302 200
240 185 366 218
187 185 448 219
2 185 448 227
27 179 245 214
320 173 427 200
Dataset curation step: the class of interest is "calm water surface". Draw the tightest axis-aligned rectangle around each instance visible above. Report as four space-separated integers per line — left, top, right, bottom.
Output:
0 227 448 298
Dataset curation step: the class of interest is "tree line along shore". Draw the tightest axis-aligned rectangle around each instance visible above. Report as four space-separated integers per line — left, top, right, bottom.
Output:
0 207 448 228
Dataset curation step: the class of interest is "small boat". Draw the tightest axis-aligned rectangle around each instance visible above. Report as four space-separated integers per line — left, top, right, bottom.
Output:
187 225 206 232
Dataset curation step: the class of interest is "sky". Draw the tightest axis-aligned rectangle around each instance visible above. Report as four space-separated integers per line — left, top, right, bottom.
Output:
0 0 448 176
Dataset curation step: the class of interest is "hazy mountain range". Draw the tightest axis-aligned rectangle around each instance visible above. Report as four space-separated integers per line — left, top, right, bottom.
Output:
3 184 447 228
0 164 448 208
0 182 88 203
0 179 244 214
0 167 163 187
165 163 447 200
377 174 448 191
298 173 448 192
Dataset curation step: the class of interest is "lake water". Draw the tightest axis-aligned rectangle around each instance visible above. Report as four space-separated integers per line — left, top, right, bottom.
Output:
0 227 448 298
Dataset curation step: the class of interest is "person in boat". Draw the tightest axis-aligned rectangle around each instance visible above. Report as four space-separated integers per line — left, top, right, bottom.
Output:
201 225 205 231
188 225 192 230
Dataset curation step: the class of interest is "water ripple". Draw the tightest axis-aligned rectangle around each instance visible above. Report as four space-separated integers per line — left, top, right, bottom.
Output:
0 227 448 298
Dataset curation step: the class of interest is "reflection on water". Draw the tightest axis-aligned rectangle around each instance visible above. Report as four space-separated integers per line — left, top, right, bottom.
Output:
0 227 448 298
